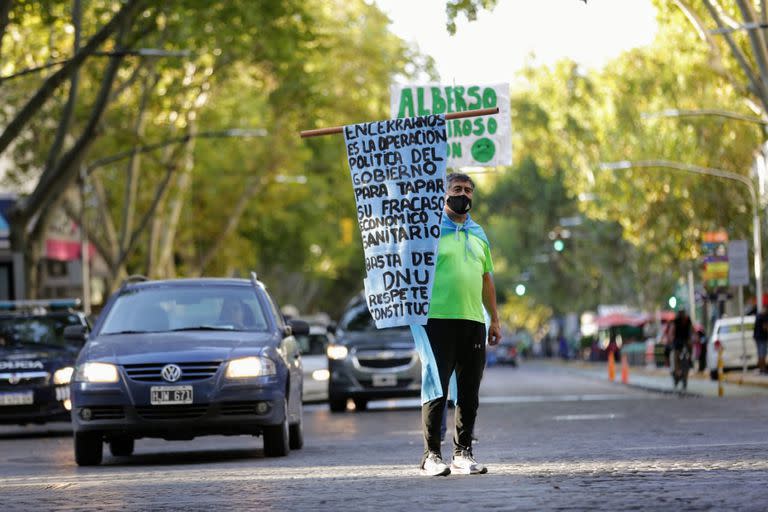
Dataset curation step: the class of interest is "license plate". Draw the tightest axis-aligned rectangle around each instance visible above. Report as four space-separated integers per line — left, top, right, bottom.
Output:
372 374 397 387
0 391 34 406
150 386 193 405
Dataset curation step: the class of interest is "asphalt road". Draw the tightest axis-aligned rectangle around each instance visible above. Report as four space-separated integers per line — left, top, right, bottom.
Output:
2 362 768 511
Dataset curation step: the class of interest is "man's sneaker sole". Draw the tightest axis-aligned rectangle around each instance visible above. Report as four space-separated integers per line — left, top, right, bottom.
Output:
450 464 488 475
420 466 451 477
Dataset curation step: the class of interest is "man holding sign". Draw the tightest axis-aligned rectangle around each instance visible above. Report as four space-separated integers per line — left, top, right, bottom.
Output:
420 172 501 477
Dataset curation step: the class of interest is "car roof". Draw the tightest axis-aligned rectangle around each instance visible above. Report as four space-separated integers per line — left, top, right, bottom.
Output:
123 278 258 290
714 315 756 326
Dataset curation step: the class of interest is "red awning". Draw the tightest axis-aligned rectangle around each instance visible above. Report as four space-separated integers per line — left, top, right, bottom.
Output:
46 239 96 262
595 312 648 328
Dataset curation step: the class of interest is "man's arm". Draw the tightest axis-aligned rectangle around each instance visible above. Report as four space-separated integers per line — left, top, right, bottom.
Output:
482 272 502 346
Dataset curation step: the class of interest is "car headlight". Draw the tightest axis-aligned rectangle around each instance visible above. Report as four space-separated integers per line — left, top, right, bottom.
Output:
312 369 330 381
327 344 349 360
226 356 276 378
74 362 120 383
53 366 74 385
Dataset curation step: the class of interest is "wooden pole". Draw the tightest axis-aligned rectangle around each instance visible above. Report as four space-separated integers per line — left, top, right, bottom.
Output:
299 107 500 138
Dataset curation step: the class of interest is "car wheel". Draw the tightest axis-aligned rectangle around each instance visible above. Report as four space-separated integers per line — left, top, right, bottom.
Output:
710 369 719 381
263 400 289 457
289 401 304 450
329 397 347 413
109 437 134 457
353 398 368 411
74 432 103 466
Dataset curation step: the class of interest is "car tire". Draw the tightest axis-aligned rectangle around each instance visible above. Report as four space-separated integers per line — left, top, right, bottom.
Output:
263 400 290 457
289 401 304 450
329 397 347 413
74 432 103 466
353 398 368 411
109 437 134 457
710 369 719 381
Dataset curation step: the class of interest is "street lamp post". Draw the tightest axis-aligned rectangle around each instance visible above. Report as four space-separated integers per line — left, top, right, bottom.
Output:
600 159 763 314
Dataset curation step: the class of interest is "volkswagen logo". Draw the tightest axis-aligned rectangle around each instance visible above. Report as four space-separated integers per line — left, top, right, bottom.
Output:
161 364 182 383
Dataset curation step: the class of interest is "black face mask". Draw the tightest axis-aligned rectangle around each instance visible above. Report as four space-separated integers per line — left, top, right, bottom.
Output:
447 194 472 215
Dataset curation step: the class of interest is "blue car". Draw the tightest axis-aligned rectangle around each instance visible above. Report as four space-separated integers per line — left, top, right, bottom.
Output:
66 275 308 466
0 300 88 424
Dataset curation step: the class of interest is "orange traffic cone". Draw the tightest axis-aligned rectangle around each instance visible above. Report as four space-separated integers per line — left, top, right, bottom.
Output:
608 350 616 381
621 353 629 384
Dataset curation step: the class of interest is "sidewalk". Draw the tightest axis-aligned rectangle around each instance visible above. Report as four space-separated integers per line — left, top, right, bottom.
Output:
546 359 768 397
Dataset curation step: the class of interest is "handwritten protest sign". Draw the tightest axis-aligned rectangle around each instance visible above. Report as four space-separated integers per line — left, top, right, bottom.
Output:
344 115 448 328
390 83 511 168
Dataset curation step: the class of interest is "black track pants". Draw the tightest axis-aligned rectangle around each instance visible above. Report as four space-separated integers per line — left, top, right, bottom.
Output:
421 318 486 456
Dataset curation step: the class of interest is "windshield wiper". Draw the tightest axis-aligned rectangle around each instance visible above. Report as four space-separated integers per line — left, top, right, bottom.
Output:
103 330 150 335
170 325 236 332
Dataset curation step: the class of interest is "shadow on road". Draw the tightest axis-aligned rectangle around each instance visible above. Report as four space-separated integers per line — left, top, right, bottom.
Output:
103 447 266 467
0 428 72 440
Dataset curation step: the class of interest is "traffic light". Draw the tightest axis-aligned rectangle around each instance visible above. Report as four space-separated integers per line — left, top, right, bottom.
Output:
553 239 565 252
668 296 677 309
515 284 526 296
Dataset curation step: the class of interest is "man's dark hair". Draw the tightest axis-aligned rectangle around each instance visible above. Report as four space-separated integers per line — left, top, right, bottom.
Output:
446 172 475 189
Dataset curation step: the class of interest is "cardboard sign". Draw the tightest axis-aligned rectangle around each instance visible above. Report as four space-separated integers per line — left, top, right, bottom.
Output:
343 115 448 328
390 83 511 168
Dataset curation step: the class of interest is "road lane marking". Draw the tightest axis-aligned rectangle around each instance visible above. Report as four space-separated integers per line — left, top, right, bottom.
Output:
553 413 624 421
4 458 768 489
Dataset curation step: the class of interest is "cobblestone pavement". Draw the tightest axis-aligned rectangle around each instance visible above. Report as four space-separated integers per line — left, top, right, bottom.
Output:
2 362 768 511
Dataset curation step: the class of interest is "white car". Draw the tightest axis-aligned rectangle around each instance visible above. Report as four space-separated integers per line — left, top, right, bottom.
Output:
296 325 333 402
707 315 756 379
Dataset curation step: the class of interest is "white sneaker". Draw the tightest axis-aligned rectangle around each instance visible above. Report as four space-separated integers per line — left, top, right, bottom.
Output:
451 449 488 475
421 452 451 476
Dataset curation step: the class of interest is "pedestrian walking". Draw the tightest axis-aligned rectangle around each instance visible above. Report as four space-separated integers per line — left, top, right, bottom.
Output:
671 309 692 388
418 172 501 477
753 305 768 374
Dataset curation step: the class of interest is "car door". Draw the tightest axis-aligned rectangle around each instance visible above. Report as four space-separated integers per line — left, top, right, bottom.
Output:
263 292 302 419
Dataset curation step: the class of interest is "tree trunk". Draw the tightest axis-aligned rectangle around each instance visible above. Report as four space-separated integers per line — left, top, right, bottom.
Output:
119 70 157 255
192 173 268 276
157 121 197 277
43 0 81 174
10 13 133 296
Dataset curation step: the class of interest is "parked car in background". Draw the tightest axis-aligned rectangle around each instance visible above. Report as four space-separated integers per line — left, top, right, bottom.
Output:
706 315 756 380
0 299 89 425
493 339 519 366
297 324 333 402
68 275 309 465
328 295 420 412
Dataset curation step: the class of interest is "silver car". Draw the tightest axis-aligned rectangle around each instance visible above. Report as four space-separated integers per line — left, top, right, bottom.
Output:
297 325 333 403
327 298 420 412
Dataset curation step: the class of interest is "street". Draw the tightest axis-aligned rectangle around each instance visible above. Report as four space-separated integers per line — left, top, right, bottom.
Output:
2 362 768 511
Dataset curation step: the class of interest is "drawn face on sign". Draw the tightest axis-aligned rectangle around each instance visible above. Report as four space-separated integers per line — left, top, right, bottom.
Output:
471 137 495 163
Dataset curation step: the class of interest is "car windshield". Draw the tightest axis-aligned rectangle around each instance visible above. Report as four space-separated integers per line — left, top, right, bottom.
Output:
0 314 83 349
296 333 329 356
100 286 270 334
718 323 755 335
339 304 409 334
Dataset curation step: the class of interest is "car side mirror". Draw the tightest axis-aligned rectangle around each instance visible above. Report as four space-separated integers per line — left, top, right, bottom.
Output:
286 319 310 336
63 325 88 343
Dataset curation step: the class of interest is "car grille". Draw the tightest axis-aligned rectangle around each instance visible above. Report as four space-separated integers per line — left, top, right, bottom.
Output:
0 372 49 389
362 378 414 389
123 362 221 382
135 404 208 420
356 357 413 369
89 406 125 420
